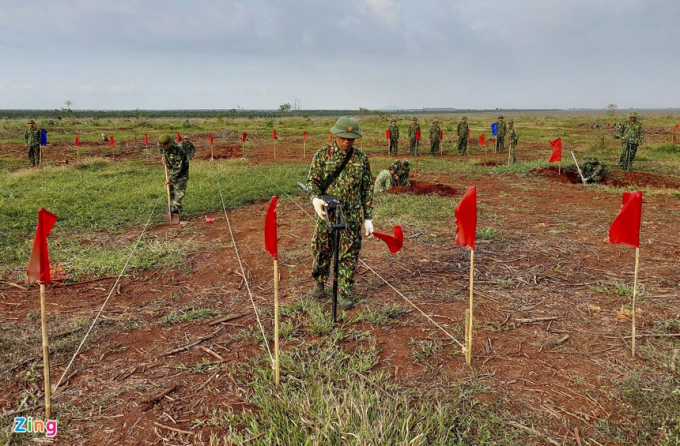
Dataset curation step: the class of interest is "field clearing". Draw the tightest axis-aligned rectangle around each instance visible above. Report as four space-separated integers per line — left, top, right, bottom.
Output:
1 113 679 445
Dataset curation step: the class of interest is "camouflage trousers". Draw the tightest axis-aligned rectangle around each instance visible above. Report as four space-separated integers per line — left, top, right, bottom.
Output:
409 138 419 156
457 137 468 155
311 220 362 296
389 139 399 156
496 136 505 153
509 143 517 164
169 177 188 214
618 143 638 169
374 170 392 194
430 139 440 155
28 145 41 166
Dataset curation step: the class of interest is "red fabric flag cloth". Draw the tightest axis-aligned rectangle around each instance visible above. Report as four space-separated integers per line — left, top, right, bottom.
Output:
209 134 214 145
467 128 471 138
416 130 421 141
26 208 58 284
548 137 562 163
205 216 216 223
607 123 611 129
372 226 404 254
608 191 642 248
241 132 247 143
479 133 486 146
385 129 390 140
75 135 80 147
455 186 477 250
329 133 333 143
176 132 182 142
264 196 279 260
440 130 444 140
675 124 679 131
143 134 149 146
109 136 114 147
303 131 308 142
272 129 278 140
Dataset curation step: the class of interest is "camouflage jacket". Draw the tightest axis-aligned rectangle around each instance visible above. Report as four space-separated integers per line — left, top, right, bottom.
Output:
25 128 41 147
389 160 410 185
307 142 374 224
408 123 420 139
620 121 644 145
457 121 468 138
497 121 507 138
429 125 441 141
161 141 193 181
389 124 400 140
508 127 519 144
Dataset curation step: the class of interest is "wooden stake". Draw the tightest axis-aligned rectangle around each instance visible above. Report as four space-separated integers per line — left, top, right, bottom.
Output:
40 284 52 418
631 247 640 357
273 259 280 385
464 309 470 365
211 143 214 162
467 249 475 365
303 140 306 160
558 162 561 176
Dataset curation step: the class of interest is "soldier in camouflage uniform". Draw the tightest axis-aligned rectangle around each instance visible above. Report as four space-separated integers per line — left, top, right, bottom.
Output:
389 159 411 186
618 111 644 169
388 119 400 156
24 120 41 166
429 120 441 155
408 118 420 156
581 157 608 183
374 169 392 194
507 119 519 164
307 117 374 310
457 116 469 155
159 135 195 214
496 115 507 153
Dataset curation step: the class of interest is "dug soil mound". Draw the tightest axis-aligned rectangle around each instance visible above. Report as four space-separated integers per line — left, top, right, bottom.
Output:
387 180 457 197
531 166 581 184
200 144 243 160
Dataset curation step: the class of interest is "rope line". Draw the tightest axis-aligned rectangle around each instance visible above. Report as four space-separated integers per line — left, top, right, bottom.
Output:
242 158 464 348
54 195 162 394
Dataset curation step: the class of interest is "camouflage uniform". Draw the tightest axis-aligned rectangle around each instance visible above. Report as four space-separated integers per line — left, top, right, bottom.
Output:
496 118 507 153
374 169 392 193
388 122 400 156
457 117 469 155
307 141 374 298
508 123 519 164
618 118 644 168
389 159 410 186
581 157 608 183
24 126 41 166
408 120 421 156
160 139 195 214
429 122 441 155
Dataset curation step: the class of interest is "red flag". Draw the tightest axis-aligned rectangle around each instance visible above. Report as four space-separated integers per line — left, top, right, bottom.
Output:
205 216 216 223
26 208 58 284
329 133 333 143
385 129 390 140
209 134 214 145
109 136 114 147
416 130 421 141
607 123 611 129
467 128 471 138
176 132 182 142
675 124 679 131
241 132 247 143
440 130 444 140
272 129 278 140
372 226 404 254
143 134 149 146
303 131 308 142
75 135 80 147
264 196 279 260
548 137 562 163
455 186 477 250
479 133 486 146
608 191 642 248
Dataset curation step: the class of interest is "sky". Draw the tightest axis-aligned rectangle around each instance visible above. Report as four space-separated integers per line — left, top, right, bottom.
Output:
1 0 678 111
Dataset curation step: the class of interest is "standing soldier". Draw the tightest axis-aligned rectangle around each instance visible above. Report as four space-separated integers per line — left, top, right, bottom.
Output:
429 120 441 155
457 116 469 155
496 115 507 153
388 119 400 156
618 111 644 169
408 117 420 156
507 119 519 164
24 120 41 167
307 116 374 310
158 134 195 216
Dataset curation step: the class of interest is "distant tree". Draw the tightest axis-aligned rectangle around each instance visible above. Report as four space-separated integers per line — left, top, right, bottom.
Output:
358 107 369 115
279 103 292 114
607 103 617 117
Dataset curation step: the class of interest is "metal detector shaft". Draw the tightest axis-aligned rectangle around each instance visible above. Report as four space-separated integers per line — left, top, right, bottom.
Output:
626 141 633 172
569 151 587 183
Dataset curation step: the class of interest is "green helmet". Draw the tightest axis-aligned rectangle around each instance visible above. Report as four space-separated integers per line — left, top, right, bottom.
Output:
508 119 514 124
402 158 410 166
629 111 638 118
461 116 468 120
498 115 504 119
412 117 418 122
330 116 363 139
158 134 174 147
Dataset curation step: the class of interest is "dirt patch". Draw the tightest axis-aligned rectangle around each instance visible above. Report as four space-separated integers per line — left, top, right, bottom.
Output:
477 161 503 167
387 180 457 197
532 166 680 188
531 166 581 184
200 144 243 160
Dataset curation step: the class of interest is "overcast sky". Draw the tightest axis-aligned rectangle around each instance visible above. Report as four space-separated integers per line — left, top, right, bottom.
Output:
1 0 678 110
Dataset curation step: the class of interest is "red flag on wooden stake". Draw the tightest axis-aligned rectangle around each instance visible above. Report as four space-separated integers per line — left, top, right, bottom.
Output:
144 134 149 146
675 124 679 131
479 133 486 146
455 186 477 250
109 136 114 147
176 132 182 142
549 137 562 162
608 191 642 248
26 209 58 284
264 196 279 260
241 132 247 143
372 226 404 253
272 129 278 140
303 131 308 142
416 130 421 141
75 135 80 147
209 134 214 145
385 129 390 140
467 128 471 138
329 133 333 143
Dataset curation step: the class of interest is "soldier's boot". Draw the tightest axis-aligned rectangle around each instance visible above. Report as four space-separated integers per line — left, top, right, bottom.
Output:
312 282 327 300
337 293 354 310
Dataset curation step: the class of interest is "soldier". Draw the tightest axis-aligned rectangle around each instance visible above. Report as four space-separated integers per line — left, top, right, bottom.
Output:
496 115 507 153
581 157 608 183
389 158 411 186
408 117 420 156
507 119 519 164
388 119 400 156
429 120 441 155
457 116 469 155
618 111 644 169
374 169 393 194
158 134 195 215
24 120 41 167
307 116 374 310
